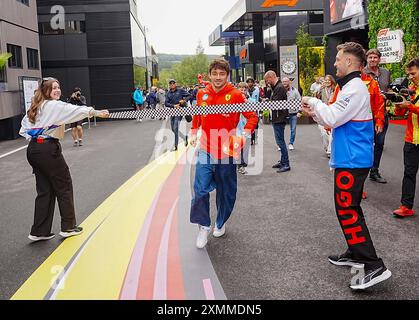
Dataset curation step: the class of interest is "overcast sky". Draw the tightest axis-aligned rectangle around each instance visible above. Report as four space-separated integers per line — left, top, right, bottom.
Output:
139 0 239 55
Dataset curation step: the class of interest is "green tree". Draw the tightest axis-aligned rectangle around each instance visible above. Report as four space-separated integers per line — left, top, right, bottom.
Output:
157 69 171 88
0 53 12 69
158 53 209 88
296 25 321 95
368 0 419 79
133 65 146 88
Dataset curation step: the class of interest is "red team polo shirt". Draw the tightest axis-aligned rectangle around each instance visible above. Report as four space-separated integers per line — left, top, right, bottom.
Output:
191 83 258 160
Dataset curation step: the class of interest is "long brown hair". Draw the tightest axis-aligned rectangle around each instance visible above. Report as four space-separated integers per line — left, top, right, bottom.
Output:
27 78 59 124
325 74 337 90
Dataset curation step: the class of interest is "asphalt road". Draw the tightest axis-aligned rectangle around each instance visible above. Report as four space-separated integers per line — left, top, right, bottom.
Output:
1 118 418 300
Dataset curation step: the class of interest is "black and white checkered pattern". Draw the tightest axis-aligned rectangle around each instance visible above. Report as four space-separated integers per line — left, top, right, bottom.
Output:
109 100 302 120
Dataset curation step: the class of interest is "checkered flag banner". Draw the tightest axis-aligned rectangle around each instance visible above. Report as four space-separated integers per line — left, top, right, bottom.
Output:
109 100 302 120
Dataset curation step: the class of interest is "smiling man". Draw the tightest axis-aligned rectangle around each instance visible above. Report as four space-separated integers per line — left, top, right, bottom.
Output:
301 42 391 290
189 59 258 249
364 48 392 184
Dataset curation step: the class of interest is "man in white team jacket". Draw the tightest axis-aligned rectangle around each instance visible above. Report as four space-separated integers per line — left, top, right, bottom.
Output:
301 42 391 290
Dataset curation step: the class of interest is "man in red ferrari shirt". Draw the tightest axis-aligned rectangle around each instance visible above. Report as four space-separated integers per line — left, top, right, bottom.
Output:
189 59 258 249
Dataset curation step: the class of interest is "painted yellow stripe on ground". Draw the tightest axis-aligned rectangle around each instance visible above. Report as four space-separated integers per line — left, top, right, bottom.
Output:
11 147 187 300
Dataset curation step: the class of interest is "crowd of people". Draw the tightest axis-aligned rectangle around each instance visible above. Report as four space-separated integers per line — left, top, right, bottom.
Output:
186 49 418 292
18 40 419 293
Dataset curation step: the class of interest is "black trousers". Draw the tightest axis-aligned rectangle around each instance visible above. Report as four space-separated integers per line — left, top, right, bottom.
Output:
27 140 76 235
401 142 419 209
334 168 384 270
372 114 389 170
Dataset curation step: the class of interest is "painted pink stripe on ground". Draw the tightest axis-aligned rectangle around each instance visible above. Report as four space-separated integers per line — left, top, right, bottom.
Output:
119 186 163 300
203 278 215 300
153 197 179 300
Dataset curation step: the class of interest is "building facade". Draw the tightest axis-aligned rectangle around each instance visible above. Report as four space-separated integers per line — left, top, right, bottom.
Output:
323 0 369 76
37 0 157 112
210 0 324 87
0 0 41 140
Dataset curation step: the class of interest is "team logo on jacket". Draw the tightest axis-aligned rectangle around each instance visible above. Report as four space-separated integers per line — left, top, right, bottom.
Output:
201 102 207 107
203 94 209 101
225 94 232 101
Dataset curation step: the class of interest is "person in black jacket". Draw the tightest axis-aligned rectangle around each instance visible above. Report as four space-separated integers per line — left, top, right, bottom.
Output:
165 79 192 151
67 87 87 147
264 70 290 172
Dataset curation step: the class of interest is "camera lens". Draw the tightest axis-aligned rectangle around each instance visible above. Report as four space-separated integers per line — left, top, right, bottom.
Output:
391 95 404 103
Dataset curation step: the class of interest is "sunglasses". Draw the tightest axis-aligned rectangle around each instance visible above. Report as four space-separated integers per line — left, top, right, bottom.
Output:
41 77 58 85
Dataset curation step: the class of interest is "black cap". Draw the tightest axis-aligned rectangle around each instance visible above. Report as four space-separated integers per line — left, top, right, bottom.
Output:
168 79 176 84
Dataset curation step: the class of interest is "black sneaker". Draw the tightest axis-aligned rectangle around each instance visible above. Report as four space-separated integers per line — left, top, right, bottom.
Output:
350 266 392 290
328 253 364 268
370 170 387 183
59 226 83 238
277 165 291 173
272 162 282 169
28 233 55 242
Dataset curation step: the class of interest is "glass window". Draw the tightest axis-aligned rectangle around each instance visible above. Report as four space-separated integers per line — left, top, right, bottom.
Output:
17 0 29 6
7 44 23 68
65 21 86 34
0 68 6 82
38 21 86 35
263 24 277 53
27 48 39 69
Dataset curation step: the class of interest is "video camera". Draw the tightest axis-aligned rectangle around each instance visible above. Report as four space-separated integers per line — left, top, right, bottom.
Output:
384 77 415 103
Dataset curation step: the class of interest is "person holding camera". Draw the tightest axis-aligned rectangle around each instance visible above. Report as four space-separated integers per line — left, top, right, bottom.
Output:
165 79 191 151
20 77 109 241
364 49 392 183
68 87 87 147
392 58 419 217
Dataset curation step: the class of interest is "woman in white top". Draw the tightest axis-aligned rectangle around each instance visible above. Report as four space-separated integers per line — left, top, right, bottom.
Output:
20 77 109 241
316 75 336 157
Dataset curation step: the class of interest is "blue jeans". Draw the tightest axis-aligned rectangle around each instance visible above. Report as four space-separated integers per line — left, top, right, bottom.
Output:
240 137 251 166
170 116 182 147
190 151 237 229
373 114 389 170
289 113 297 145
272 122 289 167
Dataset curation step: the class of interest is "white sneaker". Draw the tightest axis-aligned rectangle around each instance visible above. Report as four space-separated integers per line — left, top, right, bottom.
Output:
196 226 210 248
289 144 294 150
28 233 55 242
238 166 247 174
59 226 83 238
213 224 226 238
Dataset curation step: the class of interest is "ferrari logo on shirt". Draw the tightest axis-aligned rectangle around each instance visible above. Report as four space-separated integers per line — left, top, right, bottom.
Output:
225 94 232 102
201 102 207 107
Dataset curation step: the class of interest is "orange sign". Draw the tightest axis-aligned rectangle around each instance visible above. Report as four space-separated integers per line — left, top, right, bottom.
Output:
378 29 389 37
240 48 247 60
261 0 299 8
